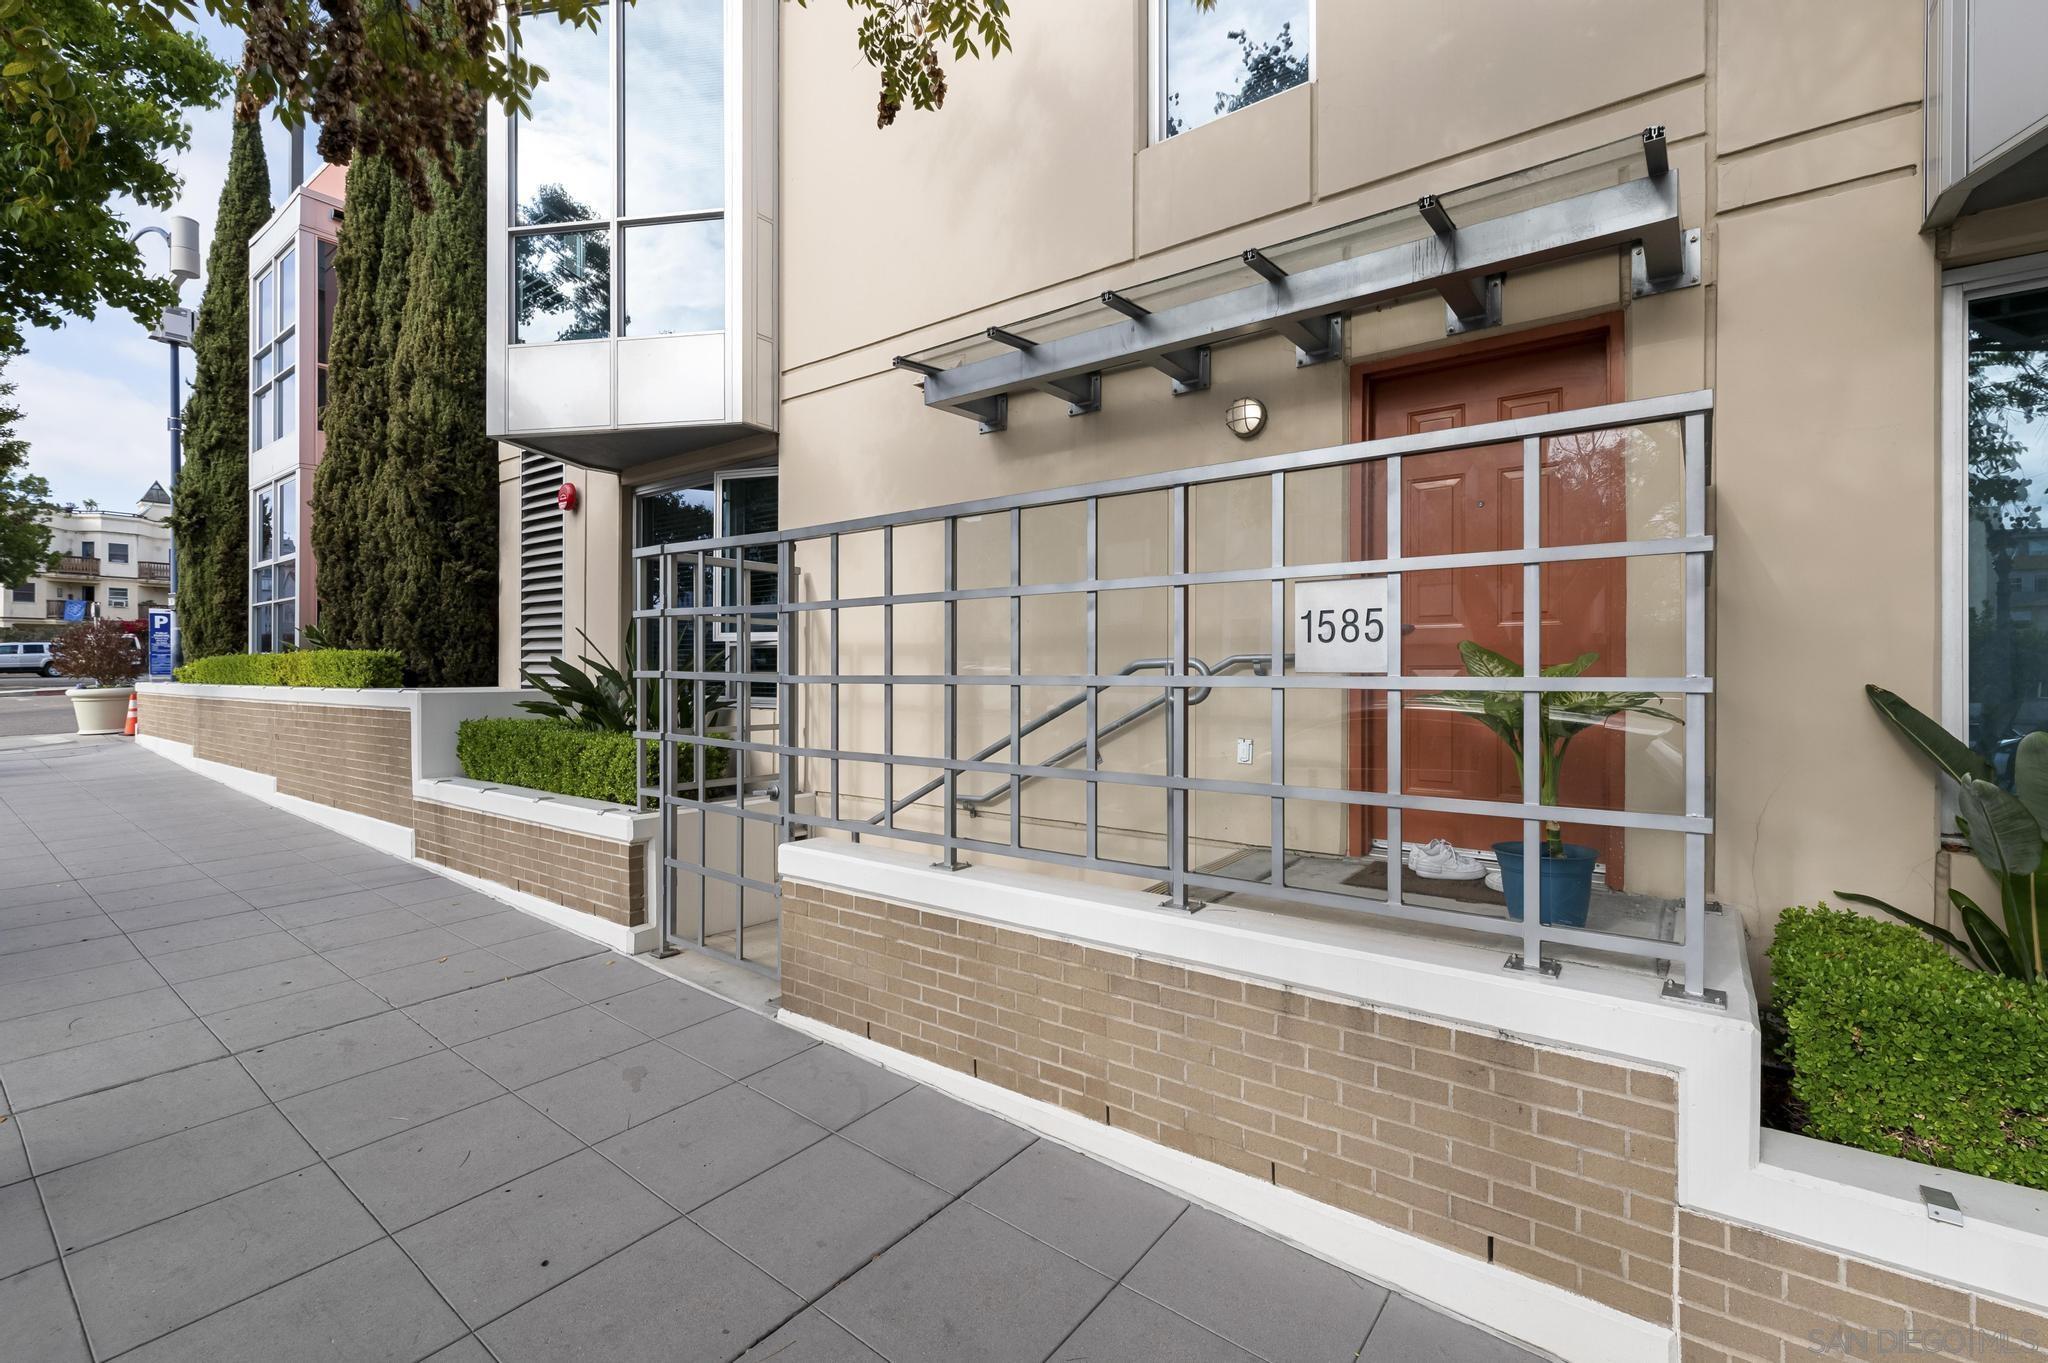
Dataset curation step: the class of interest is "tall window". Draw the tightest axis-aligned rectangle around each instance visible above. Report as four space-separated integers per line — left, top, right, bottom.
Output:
510 0 726 344
107 542 129 563
1156 0 1311 140
317 240 337 428
251 474 298 652
637 467 777 695
251 244 299 449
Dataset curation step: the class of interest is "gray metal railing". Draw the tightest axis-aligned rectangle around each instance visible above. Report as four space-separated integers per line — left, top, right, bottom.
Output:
635 389 1718 999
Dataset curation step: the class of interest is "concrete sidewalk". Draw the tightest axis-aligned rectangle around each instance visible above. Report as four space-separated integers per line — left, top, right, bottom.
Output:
0 739 1543 1363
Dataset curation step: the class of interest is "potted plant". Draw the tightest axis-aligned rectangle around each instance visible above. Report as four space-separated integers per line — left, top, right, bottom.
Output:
1430 641 1680 926
51 619 142 735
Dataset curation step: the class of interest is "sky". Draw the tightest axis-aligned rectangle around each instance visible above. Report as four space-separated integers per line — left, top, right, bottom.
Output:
13 12 319 512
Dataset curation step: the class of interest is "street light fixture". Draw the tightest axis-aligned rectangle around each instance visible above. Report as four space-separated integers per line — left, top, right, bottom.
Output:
132 215 201 667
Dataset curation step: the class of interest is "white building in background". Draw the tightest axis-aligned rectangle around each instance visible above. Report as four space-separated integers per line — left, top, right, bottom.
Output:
0 483 174 629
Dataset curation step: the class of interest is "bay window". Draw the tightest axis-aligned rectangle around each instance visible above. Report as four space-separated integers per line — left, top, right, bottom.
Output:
251 474 299 652
509 0 725 345
251 244 299 449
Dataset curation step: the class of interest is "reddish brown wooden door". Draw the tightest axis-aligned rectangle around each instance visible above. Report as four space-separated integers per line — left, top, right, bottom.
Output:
1353 328 1631 881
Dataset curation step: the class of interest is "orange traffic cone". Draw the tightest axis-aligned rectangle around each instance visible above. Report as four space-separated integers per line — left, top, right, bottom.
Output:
123 693 139 737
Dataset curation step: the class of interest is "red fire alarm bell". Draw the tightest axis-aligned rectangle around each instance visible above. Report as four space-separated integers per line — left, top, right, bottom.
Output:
557 482 579 512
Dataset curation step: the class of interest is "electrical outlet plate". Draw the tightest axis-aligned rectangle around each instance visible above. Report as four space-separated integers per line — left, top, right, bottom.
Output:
1235 738 1255 765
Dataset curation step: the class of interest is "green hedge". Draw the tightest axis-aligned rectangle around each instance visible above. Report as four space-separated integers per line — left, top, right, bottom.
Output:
457 718 639 805
173 649 405 688
1771 904 2048 1189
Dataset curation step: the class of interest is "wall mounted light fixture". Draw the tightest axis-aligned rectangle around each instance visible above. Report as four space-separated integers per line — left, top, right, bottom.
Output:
1224 396 1268 439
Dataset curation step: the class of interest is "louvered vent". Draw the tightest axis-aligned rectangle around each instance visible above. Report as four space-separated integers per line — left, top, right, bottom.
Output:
518 454 566 679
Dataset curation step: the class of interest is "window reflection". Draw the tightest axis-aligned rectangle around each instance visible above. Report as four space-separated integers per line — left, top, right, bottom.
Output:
514 0 611 225
1162 0 1310 138
624 221 724 335
515 230 612 343
1969 287 2048 781
625 0 723 215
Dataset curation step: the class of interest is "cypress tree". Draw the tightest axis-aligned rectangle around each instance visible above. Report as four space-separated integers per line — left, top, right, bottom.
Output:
171 116 270 658
311 153 403 647
379 144 495 684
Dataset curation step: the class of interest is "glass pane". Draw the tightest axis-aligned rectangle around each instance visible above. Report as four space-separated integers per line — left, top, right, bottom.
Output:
514 230 612 342
638 484 714 545
254 603 274 654
623 220 724 336
514 0 612 225
255 490 274 563
254 565 274 604
254 266 273 345
277 245 297 334
250 390 264 450
277 598 296 648
1162 0 1310 138
255 348 274 388
277 370 297 440
279 477 297 557
1968 285 2048 781
623 0 722 215
318 241 337 364
279 561 297 605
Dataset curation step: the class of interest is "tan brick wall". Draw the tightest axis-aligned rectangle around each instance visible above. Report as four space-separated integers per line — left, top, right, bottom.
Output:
780 880 1679 1324
138 691 643 928
1679 1214 2048 1363
414 800 645 927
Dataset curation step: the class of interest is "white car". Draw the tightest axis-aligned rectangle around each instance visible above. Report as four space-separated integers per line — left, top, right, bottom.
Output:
0 641 57 676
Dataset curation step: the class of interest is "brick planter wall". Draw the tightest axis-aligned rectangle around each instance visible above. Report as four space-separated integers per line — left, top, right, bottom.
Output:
781 878 2048 1360
137 689 645 929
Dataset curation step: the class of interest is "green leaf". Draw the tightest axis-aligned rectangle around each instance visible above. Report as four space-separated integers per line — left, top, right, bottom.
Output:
1949 889 2024 980
2015 732 2048 833
1835 890 1985 968
1865 685 1995 785
1958 779 2043 880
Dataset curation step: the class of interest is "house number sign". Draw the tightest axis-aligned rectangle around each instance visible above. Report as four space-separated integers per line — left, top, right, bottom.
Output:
1292 577 1392 674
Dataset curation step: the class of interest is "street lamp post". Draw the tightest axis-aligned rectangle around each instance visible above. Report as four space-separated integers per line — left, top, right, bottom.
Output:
132 217 201 667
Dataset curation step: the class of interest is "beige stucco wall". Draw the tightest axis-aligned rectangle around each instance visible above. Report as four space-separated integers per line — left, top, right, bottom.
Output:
761 0 1953 965
507 0 2003 970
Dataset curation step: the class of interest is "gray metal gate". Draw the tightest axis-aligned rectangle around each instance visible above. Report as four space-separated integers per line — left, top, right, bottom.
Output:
637 389 1719 999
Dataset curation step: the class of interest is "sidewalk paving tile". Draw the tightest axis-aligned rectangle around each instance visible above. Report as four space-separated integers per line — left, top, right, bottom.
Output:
116 1239 466 1363
395 1148 677 1328
815 1202 1113 1363
15 1056 268 1173
516 1040 727 1144
597 1083 829 1212
0 1261 91 1363
840 1086 1036 1195
691 1135 950 1301
37 1106 317 1252
276 1049 506 1158
965 1139 1187 1277
237 1009 442 1100
1121 1206 1387 1363
2 1017 226 1111
64 1164 383 1357
478 1217 799 1363
329 1093 581 1230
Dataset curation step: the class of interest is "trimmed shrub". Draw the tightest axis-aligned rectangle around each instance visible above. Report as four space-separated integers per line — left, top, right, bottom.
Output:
457 718 638 806
1771 904 2048 1189
173 649 404 689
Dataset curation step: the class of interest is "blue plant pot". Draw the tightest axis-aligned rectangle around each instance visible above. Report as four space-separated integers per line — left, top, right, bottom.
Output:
1491 841 1597 928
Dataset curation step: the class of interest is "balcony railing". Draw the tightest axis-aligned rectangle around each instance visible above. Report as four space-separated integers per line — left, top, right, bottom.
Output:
49 556 98 578
44 601 73 619
634 391 1719 998
137 561 171 583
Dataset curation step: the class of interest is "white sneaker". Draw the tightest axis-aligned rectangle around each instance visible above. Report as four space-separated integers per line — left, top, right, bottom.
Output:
1408 838 1486 881
1484 868 1503 893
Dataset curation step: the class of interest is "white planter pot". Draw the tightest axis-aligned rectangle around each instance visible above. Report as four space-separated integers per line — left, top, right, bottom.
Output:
67 686 135 736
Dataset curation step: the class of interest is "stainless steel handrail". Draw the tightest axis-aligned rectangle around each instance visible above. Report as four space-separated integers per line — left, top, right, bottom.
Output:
957 653 1282 815
869 655 1224 825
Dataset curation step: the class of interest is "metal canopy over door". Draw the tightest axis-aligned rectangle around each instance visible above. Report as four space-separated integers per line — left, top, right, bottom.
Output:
1354 324 1632 883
